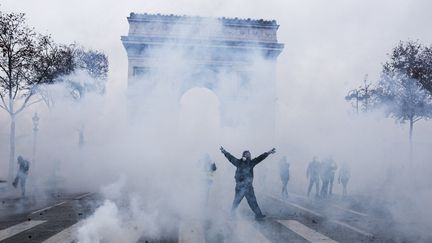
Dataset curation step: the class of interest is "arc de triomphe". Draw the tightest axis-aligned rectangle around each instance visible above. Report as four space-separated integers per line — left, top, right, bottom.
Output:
121 13 284 136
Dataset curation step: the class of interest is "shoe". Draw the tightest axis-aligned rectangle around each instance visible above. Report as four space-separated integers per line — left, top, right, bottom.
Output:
255 214 266 220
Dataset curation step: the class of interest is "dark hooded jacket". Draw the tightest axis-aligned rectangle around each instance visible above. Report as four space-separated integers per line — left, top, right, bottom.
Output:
222 151 270 184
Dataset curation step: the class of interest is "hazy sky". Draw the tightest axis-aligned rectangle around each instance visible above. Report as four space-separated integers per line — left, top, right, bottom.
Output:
3 0 432 93
2 0 432 164
2 2 432 232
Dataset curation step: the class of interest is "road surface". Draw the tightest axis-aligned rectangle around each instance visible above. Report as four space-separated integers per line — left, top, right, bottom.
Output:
0 191 430 242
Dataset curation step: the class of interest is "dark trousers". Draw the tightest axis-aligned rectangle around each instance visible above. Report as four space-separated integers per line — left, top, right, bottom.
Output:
329 176 335 195
281 180 288 198
341 179 349 196
12 171 27 197
231 182 263 216
321 179 329 197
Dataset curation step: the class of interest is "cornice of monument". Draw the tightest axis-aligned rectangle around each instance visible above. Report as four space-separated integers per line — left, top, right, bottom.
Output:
128 12 279 29
121 35 284 50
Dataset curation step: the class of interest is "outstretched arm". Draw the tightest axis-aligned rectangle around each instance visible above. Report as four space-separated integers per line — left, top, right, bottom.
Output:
252 148 276 166
220 146 239 167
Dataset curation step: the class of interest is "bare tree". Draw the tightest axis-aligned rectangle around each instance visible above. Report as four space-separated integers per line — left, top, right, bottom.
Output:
380 41 432 160
66 46 108 100
59 46 109 148
0 11 74 182
346 41 432 163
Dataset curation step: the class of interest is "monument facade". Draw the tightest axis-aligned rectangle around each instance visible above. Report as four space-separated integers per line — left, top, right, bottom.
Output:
121 13 284 134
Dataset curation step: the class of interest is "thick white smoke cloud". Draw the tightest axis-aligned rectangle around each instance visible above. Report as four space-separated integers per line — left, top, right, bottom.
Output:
9 18 279 241
1 0 432 241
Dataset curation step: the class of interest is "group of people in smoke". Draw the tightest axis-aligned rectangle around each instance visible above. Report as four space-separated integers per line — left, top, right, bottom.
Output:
307 156 351 198
202 148 351 221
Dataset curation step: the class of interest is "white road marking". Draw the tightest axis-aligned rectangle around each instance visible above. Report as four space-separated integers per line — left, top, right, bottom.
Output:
331 220 373 238
332 205 368 217
42 222 81 243
0 220 46 241
291 192 368 217
235 219 271 243
278 220 338 243
178 220 206 243
75 192 93 200
269 194 373 238
269 195 323 218
31 201 66 215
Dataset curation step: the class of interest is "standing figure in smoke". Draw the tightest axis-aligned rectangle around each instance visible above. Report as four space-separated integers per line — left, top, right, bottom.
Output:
12 156 30 197
338 162 351 196
220 146 276 220
320 157 337 197
320 160 330 197
327 157 338 195
200 153 217 204
306 157 320 197
279 156 290 199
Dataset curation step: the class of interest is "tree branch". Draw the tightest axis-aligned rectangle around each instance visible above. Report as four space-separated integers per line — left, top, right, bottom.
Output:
413 117 423 123
13 91 33 115
24 98 42 107
0 103 8 113
0 92 9 112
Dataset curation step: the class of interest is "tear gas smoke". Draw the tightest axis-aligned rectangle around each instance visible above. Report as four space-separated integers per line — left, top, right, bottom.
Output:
1 0 432 242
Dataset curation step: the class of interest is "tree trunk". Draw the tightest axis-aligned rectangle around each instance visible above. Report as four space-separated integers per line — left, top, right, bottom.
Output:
409 117 414 164
8 114 16 184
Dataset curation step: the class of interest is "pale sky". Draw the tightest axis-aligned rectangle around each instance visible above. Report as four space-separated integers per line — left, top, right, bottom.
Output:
3 0 432 95
2 3 432 227
2 0 432 166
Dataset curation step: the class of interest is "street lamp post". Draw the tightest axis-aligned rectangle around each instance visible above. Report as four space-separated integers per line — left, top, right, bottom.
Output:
32 112 39 170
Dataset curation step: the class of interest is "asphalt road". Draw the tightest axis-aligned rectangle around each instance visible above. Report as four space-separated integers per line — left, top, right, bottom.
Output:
0 190 430 242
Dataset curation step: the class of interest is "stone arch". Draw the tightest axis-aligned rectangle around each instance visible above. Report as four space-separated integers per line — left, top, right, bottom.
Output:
179 87 221 128
178 87 221 151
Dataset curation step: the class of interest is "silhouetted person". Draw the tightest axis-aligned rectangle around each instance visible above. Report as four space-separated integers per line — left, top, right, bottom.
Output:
320 157 337 197
320 161 330 197
279 156 290 199
306 157 320 197
12 156 30 197
200 153 217 204
327 157 337 195
338 163 351 196
220 146 276 220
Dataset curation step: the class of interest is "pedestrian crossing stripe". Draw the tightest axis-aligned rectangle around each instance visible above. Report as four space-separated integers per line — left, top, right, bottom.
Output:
0 216 351 243
42 222 82 243
278 220 338 243
268 194 323 217
0 220 46 241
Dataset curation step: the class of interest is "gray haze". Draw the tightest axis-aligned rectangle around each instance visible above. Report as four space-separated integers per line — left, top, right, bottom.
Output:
1 0 432 241
2 0 432 185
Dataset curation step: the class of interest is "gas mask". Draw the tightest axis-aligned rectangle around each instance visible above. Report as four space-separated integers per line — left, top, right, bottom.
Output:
242 151 250 161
